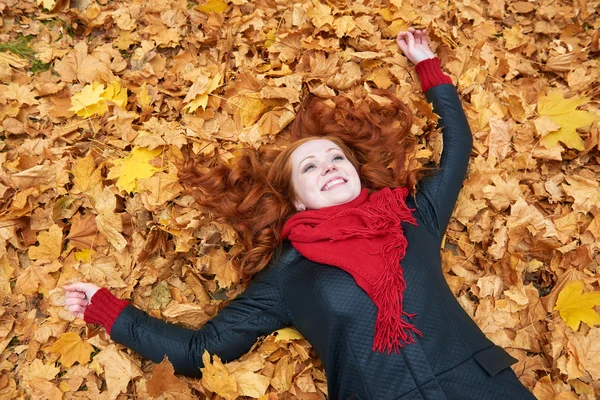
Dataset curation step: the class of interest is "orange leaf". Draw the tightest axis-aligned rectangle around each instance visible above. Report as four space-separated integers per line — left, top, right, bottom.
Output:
50 332 94 368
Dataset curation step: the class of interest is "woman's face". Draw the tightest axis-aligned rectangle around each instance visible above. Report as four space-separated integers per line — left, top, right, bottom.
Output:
289 139 362 210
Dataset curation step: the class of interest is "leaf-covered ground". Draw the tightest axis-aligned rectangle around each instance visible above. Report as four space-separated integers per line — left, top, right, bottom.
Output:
1 0 600 399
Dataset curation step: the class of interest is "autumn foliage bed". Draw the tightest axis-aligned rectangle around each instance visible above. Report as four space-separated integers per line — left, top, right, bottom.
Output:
1 0 600 398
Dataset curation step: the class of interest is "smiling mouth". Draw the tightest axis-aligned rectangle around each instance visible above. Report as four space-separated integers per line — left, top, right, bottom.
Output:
321 178 347 191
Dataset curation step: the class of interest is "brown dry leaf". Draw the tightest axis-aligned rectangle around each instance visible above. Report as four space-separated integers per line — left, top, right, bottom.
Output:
23 359 60 381
95 344 143 400
205 247 239 289
66 212 106 250
94 188 127 251
200 351 239 400
28 224 63 262
71 154 103 197
271 355 295 392
146 357 192 399
54 41 113 83
50 332 94 368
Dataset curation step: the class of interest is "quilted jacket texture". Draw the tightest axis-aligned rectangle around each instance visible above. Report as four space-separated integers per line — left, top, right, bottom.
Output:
110 84 536 399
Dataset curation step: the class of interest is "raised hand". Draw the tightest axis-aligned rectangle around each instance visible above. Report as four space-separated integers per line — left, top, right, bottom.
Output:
396 28 436 65
63 282 101 319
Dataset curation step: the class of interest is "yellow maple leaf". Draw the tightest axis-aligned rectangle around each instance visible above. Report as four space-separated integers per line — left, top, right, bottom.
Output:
554 280 600 331
106 147 163 193
50 332 94 367
74 249 94 262
196 0 228 13
101 80 128 109
70 81 128 118
69 82 106 118
538 90 598 151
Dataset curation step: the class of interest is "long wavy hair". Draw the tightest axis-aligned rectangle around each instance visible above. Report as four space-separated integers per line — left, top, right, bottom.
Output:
180 90 418 283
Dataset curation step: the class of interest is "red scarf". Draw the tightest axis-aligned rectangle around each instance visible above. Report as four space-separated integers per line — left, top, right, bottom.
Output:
281 187 422 354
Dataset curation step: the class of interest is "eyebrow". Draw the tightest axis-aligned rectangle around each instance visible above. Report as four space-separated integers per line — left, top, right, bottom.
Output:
298 148 341 170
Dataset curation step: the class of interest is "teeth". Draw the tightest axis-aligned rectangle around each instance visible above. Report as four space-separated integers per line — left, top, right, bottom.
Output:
323 179 345 191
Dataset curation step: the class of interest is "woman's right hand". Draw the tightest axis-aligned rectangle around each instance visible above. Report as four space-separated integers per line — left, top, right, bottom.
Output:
63 282 101 319
396 28 436 65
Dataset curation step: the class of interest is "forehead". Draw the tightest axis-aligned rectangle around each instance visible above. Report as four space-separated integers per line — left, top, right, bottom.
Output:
290 139 341 163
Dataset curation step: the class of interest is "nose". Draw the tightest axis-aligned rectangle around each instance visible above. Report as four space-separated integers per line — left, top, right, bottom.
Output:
321 162 337 175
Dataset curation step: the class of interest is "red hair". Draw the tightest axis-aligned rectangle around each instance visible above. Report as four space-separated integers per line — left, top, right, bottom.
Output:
180 90 417 283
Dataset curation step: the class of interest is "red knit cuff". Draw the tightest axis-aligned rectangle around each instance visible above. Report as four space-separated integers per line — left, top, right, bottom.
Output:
415 57 453 92
83 288 129 335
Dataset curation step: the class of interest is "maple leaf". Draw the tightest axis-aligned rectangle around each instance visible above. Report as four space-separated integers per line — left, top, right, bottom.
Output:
50 332 94 368
182 74 222 113
69 81 128 118
537 90 598 150
70 154 103 196
28 224 63 262
54 41 112 84
106 147 163 193
101 80 128 109
554 280 600 331
74 249 94 263
95 344 143 400
23 359 60 381
69 82 106 118
146 357 192 398
66 212 106 249
201 351 239 400
93 188 128 252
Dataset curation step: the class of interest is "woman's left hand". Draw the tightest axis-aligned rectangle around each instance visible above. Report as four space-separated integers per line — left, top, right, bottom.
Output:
396 28 435 65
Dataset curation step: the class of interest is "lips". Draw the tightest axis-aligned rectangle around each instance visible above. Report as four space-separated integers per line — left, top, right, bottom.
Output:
321 177 347 191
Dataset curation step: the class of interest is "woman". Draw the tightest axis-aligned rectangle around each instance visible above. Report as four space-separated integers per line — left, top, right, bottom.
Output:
64 29 535 399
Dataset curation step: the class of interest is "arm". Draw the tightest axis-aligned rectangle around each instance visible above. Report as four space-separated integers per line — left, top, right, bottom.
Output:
415 82 472 237
397 29 473 238
64 265 289 377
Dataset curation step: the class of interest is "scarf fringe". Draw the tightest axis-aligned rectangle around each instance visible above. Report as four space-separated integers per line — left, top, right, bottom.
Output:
372 255 423 354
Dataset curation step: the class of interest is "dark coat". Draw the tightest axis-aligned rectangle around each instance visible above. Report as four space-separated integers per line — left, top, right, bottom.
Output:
110 84 536 399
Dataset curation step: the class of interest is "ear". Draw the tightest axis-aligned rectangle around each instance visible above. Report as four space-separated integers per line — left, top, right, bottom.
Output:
294 199 306 211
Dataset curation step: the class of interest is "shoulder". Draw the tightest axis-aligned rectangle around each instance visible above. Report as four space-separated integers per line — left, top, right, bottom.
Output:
252 241 303 281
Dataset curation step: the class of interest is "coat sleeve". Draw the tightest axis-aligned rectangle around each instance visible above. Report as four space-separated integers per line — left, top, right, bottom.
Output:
413 84 473 239
109 264 290 377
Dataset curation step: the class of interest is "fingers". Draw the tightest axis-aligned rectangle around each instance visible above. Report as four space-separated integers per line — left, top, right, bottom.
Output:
396 30 415 53
67 304 87 314
65 291 86 299
66 297 88 307
63 282 101 299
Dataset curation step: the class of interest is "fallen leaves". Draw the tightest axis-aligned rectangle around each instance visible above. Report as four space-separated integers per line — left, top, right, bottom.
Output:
537 90 597 150
554 280 600 331
0 0 599 398
69 81 128 118
106 147 163 193
95 344 143 400
49 332 94 368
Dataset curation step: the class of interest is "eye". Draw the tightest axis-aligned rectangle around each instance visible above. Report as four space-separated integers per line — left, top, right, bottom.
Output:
332 155 344 161
303 164 315 173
